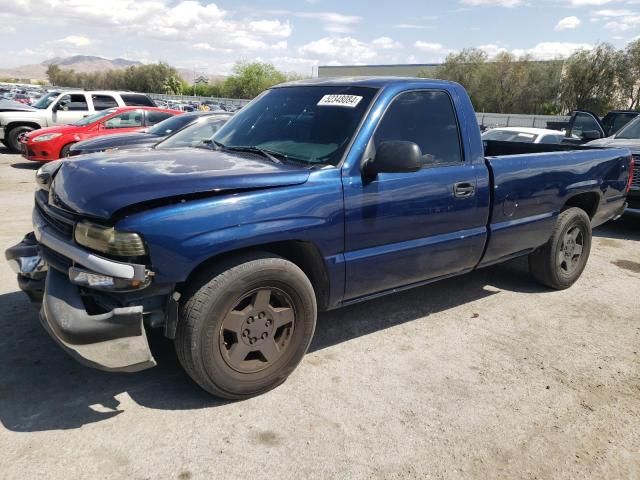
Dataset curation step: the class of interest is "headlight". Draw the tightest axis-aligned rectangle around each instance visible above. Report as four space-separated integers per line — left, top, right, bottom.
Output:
74 222 147 257
33 133 62 142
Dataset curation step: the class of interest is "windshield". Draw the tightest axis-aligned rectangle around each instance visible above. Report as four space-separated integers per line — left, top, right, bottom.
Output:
148 114 197 136
73 108 118 126
32 92 59 109
615 116 640 139
482 130 537 143
156 116 230 149
212 85 377 165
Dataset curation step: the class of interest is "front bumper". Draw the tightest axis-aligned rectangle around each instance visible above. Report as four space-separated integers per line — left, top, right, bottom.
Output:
6 211 157 372
20 139 56 162
40 268 156 372
0 125 5 141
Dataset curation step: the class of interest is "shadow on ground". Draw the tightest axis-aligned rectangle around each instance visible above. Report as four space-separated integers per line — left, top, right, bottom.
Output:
0 217 635 433
594 215 640 242
0 257 540 433
10 162 39 170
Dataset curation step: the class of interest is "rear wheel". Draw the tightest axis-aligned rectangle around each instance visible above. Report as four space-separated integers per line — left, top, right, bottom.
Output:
7 125 35 153
175 253 317 399
528 207 592 290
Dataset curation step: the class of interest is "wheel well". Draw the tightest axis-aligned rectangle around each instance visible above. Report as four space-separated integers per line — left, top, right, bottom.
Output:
59 142 76 157
182 241 331 311
6 121 42 133
563 192 600 219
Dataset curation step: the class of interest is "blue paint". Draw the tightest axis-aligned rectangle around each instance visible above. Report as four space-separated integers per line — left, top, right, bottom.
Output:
46 77 631 310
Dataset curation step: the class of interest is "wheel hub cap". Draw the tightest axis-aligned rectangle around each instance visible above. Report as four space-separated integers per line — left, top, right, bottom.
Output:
558 226 584 274
219 288 295 374
240 312 273 347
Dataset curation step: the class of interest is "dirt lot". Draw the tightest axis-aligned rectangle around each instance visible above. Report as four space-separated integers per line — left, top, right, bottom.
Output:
0 147 638 480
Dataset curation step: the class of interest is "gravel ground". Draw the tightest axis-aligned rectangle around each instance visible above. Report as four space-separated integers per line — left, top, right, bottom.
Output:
0 147 638 480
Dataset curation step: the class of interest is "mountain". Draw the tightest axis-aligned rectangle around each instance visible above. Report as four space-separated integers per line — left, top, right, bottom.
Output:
0 55 143 81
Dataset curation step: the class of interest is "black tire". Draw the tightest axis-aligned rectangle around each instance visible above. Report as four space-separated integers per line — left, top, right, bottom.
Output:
6 125 35 153
59 143 74 158
175 253 317 399
528 207 592 290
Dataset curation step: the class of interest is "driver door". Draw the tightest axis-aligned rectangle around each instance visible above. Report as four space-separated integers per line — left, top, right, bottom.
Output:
342 90 488 300
52 93 90 125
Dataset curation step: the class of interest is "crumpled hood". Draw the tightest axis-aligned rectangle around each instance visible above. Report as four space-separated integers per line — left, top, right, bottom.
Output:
586 137 640 153
51 148 311 220
72 132 158 151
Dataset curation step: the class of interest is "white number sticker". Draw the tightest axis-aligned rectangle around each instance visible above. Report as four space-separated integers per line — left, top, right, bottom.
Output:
317 94 363 108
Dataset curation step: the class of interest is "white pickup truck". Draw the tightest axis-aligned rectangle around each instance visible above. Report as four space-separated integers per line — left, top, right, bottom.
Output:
0 90 156 152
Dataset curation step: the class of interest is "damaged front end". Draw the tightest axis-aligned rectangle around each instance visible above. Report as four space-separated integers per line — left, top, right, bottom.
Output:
5 232 47 302
5 204 160 372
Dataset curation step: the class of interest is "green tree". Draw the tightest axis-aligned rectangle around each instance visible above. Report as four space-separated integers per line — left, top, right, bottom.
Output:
432 48 488 111
45 64 62 85
559 43 620 115
163 76 182 95
222 62 287 99
617 39 640 110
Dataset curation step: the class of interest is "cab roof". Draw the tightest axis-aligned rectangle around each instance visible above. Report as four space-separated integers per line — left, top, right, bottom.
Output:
274 76 458 89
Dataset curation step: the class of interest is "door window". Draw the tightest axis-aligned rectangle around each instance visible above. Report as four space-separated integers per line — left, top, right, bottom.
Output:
55 94 88 111
92 94 118 111
570 112 602 139
373 90 463 167
121 94 155 107
104 111 144 129
146 111 173 126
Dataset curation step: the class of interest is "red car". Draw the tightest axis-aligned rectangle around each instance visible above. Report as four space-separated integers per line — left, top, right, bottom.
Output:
21 106 180 162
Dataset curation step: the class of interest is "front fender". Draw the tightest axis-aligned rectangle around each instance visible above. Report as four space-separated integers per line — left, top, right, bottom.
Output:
116 168 345 285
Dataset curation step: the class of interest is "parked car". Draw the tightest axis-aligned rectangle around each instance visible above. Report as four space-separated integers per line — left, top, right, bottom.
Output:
12 93 33 105
0 90 157 152
6 78 632 399
20 107 179 161
69 111 231 157
482 127 565 144
563 110 640 145
585 116 640 214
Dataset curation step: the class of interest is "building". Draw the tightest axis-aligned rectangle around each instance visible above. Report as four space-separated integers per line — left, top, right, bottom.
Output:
317 63 441 78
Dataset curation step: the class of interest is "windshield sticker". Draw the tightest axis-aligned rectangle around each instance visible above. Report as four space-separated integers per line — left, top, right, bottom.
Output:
317 95 363 108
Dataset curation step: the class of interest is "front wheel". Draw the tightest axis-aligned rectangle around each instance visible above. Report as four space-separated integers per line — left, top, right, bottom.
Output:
175 253 317 399
6 125 35 153
528 207 592 290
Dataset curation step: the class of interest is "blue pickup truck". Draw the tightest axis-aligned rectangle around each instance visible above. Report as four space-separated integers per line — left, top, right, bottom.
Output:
6 78 633 399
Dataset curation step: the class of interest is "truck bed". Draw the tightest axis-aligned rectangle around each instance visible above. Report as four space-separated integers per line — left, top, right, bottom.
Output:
481 140 631 267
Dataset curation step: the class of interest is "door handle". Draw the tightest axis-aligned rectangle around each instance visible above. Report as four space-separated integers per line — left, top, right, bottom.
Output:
454 182 475 198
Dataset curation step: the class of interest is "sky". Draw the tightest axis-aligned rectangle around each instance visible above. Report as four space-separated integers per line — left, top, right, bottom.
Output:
0 0 638 76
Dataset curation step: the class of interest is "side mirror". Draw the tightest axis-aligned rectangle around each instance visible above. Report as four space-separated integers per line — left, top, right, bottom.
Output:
362 140 423 177
582 130 602 141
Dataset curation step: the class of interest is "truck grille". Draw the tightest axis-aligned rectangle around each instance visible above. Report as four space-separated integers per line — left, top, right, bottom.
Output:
632 156 640 189
35 190 76 239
